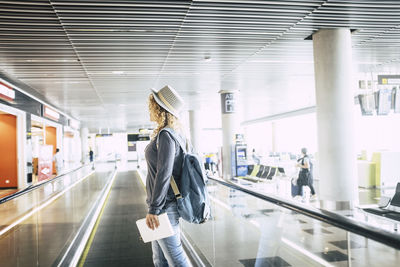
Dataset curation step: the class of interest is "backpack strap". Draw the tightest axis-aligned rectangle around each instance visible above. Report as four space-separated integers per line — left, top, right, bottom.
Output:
170 175 182 199
156 127 187 200
156 127 187 154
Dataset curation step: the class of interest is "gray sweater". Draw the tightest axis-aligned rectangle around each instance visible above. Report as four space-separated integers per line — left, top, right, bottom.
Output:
145 130 184 215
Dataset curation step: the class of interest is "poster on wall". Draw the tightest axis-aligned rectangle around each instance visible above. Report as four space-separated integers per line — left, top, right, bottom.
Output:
38 145 53 181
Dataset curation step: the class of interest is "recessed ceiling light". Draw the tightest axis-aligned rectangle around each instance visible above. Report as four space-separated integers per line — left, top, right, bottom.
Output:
112 71 124 75
204 56 212 62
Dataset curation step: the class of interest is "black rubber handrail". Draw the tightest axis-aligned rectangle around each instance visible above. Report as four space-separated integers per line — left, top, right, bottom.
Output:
208 176 400 250
0 164 88 204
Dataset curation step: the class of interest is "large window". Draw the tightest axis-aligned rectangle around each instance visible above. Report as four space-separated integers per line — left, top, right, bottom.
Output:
244 113 318 157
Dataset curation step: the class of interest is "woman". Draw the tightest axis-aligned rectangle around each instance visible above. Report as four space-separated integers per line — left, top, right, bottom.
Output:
296 147 317 201
144 85 190 267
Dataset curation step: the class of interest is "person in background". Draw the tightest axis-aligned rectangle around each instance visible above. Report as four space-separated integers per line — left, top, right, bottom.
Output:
89 149 94 163
296 147 317 201
53 148 63 175
145 85 190 267
252 148 261 165
204 153 216 174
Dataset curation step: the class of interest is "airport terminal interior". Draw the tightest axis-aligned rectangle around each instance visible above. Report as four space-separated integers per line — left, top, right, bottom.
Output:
1 1 400 266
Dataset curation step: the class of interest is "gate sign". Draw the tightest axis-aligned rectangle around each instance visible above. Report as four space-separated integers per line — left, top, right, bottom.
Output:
378 75 400 85
221 92 236 114
0 81 15 102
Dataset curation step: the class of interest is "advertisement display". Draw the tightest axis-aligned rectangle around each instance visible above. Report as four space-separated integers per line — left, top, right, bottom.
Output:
38 145 53 181
234 144 248 177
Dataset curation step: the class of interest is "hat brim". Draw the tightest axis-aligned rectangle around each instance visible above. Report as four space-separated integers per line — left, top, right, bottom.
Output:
151 89 180 118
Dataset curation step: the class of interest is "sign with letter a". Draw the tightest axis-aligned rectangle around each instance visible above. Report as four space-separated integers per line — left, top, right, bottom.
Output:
221 93 236 114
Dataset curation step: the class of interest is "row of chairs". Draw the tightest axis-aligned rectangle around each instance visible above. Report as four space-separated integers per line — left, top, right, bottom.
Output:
246 165 286 181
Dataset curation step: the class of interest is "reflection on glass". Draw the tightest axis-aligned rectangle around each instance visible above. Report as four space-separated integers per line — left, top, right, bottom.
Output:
181 182 399 267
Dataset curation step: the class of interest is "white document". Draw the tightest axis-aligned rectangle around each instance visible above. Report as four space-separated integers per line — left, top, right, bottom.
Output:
136 213 174 243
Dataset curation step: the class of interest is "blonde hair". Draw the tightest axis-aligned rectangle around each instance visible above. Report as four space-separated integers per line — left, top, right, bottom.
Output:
149 94 182 138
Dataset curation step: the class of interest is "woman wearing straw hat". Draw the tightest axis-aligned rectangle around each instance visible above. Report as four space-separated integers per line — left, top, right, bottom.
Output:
145 85 190 266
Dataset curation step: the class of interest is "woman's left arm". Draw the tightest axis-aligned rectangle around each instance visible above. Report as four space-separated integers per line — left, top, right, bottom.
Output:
148 131 176 215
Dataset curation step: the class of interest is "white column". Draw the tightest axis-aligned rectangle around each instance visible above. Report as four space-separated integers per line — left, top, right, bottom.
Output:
271 121 276 153
313 29 357 204
219 90 240 180
80 127 89 164
188 110 202 153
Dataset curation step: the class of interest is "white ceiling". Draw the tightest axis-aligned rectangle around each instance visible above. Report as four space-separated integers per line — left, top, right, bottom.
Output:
1 0 400 131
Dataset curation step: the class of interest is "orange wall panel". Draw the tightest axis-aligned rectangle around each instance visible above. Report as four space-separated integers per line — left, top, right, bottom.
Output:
45 126 57 174
0 114 18 188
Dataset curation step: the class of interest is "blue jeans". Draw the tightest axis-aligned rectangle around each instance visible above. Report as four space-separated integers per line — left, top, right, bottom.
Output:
151 203 190 267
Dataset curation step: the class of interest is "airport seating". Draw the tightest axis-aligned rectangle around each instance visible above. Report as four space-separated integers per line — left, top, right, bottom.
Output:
278 167 285 175
266 167 277 180
260 166 270 179
240 164 281 183
363 183 400 222
247 165 254 175
255 165 265 178
249 165 260 177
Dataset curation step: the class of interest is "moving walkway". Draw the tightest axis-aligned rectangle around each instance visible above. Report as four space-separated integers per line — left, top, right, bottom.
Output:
0 165 399 266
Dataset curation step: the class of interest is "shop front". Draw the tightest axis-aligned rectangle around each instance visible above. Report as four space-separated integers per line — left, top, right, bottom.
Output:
0 77 80 195
0 99 27 194
31 110 63 183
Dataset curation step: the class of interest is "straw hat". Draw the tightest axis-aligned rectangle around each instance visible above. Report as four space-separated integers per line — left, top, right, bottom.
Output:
151 85 184 118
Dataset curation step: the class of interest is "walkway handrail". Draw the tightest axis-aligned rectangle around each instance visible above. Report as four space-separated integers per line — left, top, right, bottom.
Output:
208 176 400 250
0 164 88 204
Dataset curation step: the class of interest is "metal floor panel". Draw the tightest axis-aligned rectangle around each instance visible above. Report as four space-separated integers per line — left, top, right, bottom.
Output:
82 170 153 267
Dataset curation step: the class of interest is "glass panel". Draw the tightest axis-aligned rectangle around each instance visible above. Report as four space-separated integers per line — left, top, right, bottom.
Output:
181 181 400 266
0 165 114 266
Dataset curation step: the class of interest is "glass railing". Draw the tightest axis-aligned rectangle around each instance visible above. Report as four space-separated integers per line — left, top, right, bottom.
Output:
181 179 400 267
3 165 398 267
0 164 88 204
0 166 115 266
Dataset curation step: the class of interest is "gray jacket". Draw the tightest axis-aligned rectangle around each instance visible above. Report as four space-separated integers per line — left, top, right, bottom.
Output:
145 130 184 215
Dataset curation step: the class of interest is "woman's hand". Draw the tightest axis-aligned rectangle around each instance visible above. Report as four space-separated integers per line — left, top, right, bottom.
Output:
146 214 160 230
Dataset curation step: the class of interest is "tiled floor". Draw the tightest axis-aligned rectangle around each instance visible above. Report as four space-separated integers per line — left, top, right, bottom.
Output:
239 256 291 267
303 228 333 235
315 251 349 262
329 240 366 250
